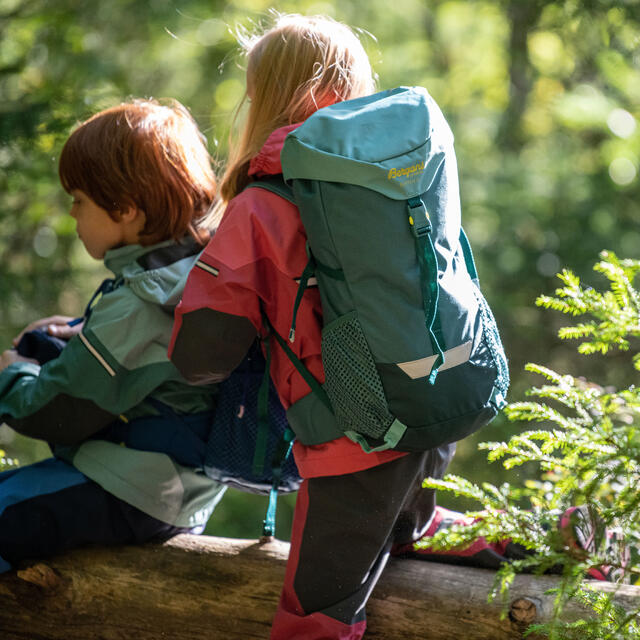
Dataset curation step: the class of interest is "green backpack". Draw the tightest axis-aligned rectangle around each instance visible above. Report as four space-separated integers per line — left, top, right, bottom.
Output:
250 86 509 454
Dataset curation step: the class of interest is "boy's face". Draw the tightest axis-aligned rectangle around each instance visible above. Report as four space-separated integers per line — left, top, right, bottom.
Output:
69 190 127 259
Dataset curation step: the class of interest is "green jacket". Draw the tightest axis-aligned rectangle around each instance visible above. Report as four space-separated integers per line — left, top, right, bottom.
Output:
0 239 224 527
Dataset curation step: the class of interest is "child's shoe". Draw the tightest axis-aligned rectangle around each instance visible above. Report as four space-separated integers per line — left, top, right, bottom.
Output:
396 505 633 583
559 505 631 583
392 506 527 570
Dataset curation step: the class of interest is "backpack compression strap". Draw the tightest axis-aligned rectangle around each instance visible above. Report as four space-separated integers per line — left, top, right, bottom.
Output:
407 196 445 384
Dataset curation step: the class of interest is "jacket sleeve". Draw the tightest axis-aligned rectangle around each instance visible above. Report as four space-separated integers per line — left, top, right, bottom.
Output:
0 287 185 445
0 346 120 444
169 195 276 384
0 362 117 444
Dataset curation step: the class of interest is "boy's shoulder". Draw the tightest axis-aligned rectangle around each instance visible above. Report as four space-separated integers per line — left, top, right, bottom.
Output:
104 240 202 308
82 241 202 360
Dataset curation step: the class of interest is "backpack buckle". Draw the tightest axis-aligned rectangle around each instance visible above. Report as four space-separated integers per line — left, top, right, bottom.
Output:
407 197 431 237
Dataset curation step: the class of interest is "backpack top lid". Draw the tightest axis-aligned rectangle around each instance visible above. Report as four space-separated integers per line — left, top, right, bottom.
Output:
281 86 453 200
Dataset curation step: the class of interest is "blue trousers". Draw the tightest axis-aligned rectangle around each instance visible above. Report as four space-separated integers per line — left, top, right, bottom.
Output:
0 457 190 572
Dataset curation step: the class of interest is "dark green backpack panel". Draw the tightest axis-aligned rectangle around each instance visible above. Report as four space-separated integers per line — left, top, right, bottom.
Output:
266 86 510 453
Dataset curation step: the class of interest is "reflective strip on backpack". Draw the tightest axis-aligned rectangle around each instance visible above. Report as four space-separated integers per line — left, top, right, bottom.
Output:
396 340 472 379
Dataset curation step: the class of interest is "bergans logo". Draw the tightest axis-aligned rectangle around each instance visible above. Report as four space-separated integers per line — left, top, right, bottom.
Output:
387 161 426 180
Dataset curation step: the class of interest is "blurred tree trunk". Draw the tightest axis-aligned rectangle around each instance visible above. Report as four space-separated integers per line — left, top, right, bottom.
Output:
497 0 545 149
1 534 638 640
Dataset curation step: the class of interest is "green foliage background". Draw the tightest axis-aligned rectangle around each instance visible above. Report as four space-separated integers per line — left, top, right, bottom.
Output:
423 252 640 637
1 0 639 539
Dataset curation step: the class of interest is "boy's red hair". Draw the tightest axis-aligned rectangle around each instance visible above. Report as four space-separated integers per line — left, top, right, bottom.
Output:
59 99 216 245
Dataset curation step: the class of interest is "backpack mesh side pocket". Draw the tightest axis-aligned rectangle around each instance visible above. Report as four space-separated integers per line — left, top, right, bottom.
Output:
474 288 510 398
204 343 301 495
321 311 394 439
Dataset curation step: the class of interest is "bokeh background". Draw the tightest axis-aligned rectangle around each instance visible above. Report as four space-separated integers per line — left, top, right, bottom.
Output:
1 0 638 539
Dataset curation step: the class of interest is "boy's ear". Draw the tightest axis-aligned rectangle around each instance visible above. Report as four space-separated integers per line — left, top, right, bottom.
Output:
119 206 143 224
119 207 147 244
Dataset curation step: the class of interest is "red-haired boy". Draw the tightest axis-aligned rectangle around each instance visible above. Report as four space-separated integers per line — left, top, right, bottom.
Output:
0 99 224 571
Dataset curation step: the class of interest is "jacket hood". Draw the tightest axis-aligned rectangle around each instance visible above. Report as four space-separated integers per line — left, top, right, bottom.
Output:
105 239 203 308
248 124 301 177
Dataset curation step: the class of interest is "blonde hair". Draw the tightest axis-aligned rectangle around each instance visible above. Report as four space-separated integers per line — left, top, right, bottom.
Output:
217 13 375 209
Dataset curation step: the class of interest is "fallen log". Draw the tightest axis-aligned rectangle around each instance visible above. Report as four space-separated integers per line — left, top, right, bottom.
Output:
0 534 638 640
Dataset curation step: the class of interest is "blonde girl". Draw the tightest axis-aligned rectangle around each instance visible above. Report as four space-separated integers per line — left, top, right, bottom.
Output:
170 14 455 639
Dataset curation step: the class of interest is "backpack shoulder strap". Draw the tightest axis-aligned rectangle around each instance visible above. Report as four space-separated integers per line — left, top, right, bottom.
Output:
245 175 295 204
458 227 479 284
245 175 322 342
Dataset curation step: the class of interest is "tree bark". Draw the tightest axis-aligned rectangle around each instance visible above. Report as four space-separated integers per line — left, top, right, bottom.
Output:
496 0 546 149
0 534 638 640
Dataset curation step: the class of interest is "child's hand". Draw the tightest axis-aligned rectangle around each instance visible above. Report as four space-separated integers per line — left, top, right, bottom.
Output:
12 316 83 347
0 349 38 372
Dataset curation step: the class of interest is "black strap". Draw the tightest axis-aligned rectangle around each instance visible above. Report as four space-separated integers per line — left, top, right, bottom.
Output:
253 336 273 477
82 277 123 321
245 175 295 203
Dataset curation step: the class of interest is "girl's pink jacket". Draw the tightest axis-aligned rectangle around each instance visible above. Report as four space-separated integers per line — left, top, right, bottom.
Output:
170 125 405 478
